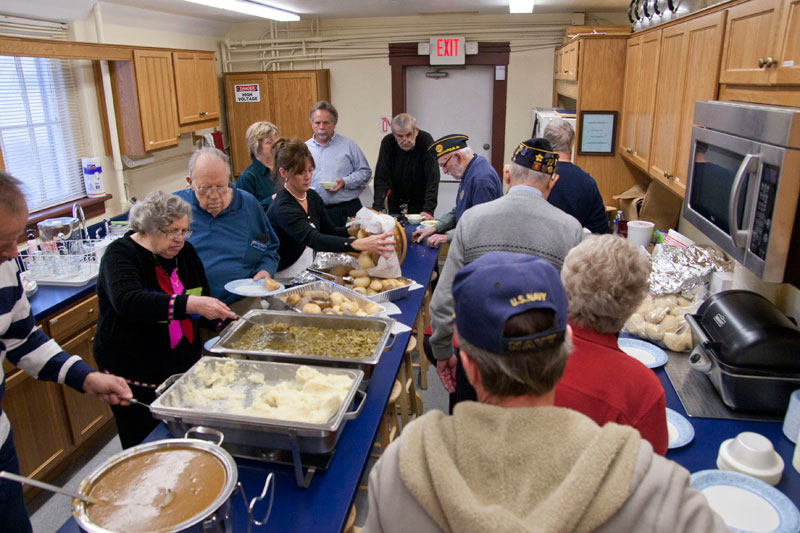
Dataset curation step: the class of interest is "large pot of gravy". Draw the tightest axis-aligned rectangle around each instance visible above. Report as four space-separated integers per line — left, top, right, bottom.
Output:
72 428 248 533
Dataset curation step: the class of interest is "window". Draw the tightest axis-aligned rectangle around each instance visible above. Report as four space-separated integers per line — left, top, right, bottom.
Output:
0 55 89 212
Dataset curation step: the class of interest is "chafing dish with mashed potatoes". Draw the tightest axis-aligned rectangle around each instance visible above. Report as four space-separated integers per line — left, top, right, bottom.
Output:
149 357 365 455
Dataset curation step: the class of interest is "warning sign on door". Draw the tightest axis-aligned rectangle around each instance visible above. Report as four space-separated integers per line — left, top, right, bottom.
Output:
234 84 261 103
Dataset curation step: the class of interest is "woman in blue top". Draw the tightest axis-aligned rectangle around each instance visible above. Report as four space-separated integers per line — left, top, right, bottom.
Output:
235 121 280 211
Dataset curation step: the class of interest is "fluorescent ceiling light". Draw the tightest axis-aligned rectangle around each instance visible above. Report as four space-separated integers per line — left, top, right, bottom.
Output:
509 0 535 13
182 0 300 22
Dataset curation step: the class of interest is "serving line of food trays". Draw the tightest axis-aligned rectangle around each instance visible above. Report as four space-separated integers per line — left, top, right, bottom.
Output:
207 309 396 381
150 357 365 488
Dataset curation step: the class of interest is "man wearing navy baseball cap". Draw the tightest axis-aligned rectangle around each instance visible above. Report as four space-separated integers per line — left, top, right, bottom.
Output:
364 252 726 533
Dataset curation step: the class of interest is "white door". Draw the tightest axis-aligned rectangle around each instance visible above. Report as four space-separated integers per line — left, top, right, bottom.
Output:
406 65 495 219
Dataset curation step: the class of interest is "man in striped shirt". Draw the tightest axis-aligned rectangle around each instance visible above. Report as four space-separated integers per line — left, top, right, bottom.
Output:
0 171 132 532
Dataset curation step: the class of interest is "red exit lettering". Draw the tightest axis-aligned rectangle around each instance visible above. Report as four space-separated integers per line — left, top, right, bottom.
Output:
436 38 459 57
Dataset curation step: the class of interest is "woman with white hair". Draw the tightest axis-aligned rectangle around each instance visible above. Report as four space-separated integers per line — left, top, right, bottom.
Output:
556 234 668 454
94 190 236 448
236 121 280 211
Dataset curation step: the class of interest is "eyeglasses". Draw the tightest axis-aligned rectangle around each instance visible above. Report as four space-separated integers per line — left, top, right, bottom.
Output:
439 154 455 169
158 228 193 240
195 184 232 197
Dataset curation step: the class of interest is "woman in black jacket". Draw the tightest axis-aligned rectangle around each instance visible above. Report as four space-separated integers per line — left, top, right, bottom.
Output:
267 138 394 280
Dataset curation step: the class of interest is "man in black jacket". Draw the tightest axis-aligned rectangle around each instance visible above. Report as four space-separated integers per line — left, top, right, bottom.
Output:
372 113 439 219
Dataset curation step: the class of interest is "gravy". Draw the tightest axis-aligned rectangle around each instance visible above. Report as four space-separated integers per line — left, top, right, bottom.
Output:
86 447 226 532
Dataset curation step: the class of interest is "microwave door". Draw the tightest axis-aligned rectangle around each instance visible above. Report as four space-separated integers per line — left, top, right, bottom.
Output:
683 127 762 263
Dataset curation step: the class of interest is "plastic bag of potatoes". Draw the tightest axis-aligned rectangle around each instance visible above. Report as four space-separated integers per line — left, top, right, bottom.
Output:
625 293 698 352
282 290 383 316
346 208 402 278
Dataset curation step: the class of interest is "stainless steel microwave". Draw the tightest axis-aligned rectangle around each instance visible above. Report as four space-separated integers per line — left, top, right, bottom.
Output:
683 101 800 284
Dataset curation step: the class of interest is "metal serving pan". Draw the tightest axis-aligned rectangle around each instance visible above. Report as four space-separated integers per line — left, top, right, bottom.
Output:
207 310 395 377
309 269 412 302
150 357 365 454
263 280 387 315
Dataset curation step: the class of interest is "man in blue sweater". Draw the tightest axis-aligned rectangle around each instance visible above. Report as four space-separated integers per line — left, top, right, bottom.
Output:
0 172 131 532
176 147 280 306
543 119 610 234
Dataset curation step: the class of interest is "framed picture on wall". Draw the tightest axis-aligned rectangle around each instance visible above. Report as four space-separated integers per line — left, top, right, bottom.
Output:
578 111 617 156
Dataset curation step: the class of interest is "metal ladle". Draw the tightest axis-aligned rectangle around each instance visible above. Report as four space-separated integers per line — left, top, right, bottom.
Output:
0 471 106 505
235 314 289 343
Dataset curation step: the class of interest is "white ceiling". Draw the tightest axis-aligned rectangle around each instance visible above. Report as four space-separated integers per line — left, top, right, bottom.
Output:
3 0 630 24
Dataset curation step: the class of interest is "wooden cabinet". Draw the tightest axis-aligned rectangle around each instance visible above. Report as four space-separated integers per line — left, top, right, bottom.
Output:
173 51 220 125
649 11 726 198
619 30 662 172
560 41 579 80
224 70 330 176
109 48 220 156
4 294 112 499
552 36 640 208
60 326 111 446
269 71 330 141
775 0 800 84
720 0 800 85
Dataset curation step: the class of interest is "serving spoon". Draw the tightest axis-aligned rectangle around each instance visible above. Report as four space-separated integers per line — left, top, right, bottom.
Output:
0 471 107 505
234 313 289 342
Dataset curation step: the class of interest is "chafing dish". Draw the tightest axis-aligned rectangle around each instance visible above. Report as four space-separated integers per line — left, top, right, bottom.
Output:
208 310 395 378
263 279 387 315
149 357 365 455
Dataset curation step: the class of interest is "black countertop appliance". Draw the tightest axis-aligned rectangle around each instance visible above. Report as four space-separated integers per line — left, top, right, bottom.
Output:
686 290 800 413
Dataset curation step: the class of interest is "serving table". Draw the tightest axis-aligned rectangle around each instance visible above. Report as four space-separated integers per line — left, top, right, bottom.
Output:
58 227 440 533
56 230 799 531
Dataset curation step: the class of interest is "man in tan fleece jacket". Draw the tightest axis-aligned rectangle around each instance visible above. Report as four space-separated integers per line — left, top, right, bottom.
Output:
364 251 726 533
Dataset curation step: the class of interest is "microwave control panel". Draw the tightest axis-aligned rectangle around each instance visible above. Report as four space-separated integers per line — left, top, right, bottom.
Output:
750 165 778 260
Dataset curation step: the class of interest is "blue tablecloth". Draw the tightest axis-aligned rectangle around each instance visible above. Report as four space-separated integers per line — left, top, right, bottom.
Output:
58 231 799 531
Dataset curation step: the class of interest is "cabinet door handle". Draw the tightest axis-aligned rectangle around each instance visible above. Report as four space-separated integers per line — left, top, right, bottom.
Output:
51 318 59 325
88 308 95 314
149 141 154 145
199 111 208 117
758 57 765 68
663 170 668 178
626 147 632 154
765 56 775 67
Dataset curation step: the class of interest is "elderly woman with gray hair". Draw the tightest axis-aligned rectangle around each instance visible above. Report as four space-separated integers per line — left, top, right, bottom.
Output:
236 121 280 211
93 190 236 448
555 234 668 454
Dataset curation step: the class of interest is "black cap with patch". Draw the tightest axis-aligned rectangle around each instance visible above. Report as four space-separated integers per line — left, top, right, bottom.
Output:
428 134 469 159
512 138 559 175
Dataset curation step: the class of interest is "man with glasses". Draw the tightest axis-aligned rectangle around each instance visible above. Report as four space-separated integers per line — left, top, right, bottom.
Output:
176 147 280 306
371 113 439 219
411 134 502 248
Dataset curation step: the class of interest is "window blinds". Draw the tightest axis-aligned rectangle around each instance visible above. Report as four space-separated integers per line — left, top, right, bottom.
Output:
0 18 90 212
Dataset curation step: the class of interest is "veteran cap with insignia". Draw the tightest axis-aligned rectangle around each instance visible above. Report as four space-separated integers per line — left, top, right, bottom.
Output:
512 137 560 175
428 134 469 159
452 251 568 354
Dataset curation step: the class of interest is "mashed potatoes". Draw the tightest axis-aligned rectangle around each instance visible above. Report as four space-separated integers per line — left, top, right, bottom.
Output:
176 362 354 425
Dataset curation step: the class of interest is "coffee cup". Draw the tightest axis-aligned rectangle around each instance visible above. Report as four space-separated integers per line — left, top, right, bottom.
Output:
627 220 655 248
783 389 800 443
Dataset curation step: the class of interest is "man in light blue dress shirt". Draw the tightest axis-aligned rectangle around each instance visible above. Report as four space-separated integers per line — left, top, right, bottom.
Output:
305 100 372 226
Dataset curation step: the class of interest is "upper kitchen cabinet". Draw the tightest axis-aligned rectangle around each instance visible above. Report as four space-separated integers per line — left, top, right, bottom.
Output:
111 50 179 155
649 11 726 198
619 30 662 172
172 51 220 126
559 41 579 80
775 0 800 84
719 0 800 85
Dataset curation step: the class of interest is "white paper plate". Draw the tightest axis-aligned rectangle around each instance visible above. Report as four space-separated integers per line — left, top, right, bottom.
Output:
690 470 800 533
617 337 668 368
666 407 694 449
224 278 284 297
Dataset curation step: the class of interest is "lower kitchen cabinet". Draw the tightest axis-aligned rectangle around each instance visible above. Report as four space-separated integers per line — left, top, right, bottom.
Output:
4 293 114 500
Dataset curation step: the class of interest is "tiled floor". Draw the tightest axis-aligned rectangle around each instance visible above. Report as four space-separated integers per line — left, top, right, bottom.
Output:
27 346 448 531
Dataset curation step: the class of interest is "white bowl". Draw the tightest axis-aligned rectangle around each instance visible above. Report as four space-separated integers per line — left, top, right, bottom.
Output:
717 432 784 485
406 214 424 224
320 181 334 190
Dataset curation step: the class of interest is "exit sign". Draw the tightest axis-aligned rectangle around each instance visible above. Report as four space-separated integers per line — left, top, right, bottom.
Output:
430 36 465 65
